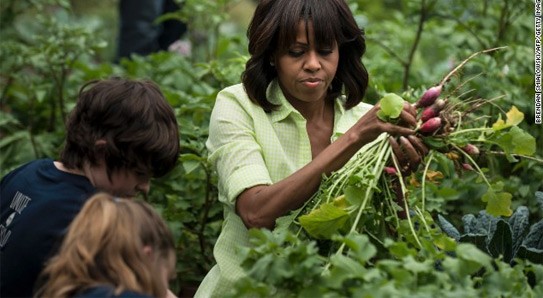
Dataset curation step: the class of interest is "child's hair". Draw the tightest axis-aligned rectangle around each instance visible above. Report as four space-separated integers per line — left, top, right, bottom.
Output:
35 192 176 298
60 77 180 178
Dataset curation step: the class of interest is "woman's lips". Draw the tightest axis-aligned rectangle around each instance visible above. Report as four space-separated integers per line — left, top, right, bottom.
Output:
301 79 323 88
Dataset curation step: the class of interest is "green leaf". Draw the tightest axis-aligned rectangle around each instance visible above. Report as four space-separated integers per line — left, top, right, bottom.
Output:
438 214 461 241
344 186 364 207
402 255 433 273
421 136 448 149
508 206 530 254
522 220 543 250
492 106 524 131
339 233 377 264
329 254 368 280
482 188 513 217
377 93 404 121
493 126 535 158
509 126 536 156
516 245 543 264
456 243 492 273
537 191 543 212
179 153 203 174
459 234 488 253
299 202 349 239
487 219 513 263
386 239 417 258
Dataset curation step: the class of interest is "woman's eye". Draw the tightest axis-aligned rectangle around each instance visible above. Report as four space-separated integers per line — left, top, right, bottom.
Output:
318 49 333 56
288 50 304 57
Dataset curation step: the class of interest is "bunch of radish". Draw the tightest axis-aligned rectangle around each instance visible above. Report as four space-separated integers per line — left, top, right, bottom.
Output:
415 86 445 133
275 47 539 260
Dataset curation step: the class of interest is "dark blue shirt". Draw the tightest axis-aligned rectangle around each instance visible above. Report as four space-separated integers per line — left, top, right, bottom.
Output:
75 286 154 298
0 159 96 297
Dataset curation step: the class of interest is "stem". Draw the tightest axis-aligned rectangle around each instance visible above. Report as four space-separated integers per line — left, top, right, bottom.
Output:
414 206 431 234
391 152 422 248
383 180 400 228
349 139 390 233
452 143 491 187
367 36 406 65
486 151 543 163
439 47 507 87
333 138 391 257
448 127 490 136
403 0 428 90
421 151 435 211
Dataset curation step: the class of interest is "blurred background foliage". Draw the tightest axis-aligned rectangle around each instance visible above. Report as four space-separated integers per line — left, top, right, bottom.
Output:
0 0 540 295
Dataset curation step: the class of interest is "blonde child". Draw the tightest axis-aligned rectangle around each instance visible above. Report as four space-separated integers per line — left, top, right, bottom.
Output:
35 192 176 298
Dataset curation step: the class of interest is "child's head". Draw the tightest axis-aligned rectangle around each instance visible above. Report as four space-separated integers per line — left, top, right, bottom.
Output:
60 77 180 195
36 192 176 298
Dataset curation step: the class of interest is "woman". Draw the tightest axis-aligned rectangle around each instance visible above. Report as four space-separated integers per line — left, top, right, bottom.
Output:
196 0 423 296
35 193 176 298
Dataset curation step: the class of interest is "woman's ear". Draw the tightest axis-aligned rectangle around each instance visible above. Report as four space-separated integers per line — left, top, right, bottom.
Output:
269 54 276 67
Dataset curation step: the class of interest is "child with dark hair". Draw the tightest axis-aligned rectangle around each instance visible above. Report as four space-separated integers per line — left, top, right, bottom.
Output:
35 192 176 298
0 77 181 298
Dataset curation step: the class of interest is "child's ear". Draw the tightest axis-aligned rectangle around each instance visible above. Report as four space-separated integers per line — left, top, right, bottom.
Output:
143 245 153 257
94 139 107 147
94 140 107 157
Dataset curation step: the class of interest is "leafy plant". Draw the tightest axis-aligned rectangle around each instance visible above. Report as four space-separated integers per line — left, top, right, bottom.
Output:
275 49 540 268
231 228 543 297
438 192 543 265
1 0 541 295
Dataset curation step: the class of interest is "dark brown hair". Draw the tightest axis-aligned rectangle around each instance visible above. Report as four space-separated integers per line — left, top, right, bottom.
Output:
60 77 180 178
242 0 369 112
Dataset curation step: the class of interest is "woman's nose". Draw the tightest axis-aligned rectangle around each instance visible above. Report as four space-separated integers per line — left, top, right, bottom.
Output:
304 51 321 72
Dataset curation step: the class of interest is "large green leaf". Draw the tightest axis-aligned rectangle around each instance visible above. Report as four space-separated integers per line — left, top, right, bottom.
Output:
508 206 530 254
299 202 349 239
482 184 513 217
487 219 513 263
493 126 536 159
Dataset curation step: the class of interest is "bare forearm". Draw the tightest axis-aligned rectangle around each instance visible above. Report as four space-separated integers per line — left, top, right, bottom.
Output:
236 129 366 229
236 104 417 229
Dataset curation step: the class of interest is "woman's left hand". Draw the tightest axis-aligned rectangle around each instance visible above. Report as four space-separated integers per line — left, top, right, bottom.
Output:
389 135 429 174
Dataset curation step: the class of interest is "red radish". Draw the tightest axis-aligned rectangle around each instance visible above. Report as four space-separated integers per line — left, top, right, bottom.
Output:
463 144 480 156
384 167 397 175
414 85 442 108
420 99 446 122
419 117 442 134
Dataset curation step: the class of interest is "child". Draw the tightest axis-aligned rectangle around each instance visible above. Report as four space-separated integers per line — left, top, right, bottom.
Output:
0 77 180 297
35 192 176 298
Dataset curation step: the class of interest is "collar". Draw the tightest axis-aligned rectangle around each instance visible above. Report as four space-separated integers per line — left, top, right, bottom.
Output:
266 79 347 123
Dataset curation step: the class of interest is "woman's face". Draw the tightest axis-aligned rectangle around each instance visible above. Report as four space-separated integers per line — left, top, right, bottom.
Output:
274 20 339 105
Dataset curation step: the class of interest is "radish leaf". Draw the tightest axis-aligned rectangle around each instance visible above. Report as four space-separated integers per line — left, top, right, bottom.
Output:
299 202 349 239
377 93 404 121
491 106 524 131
